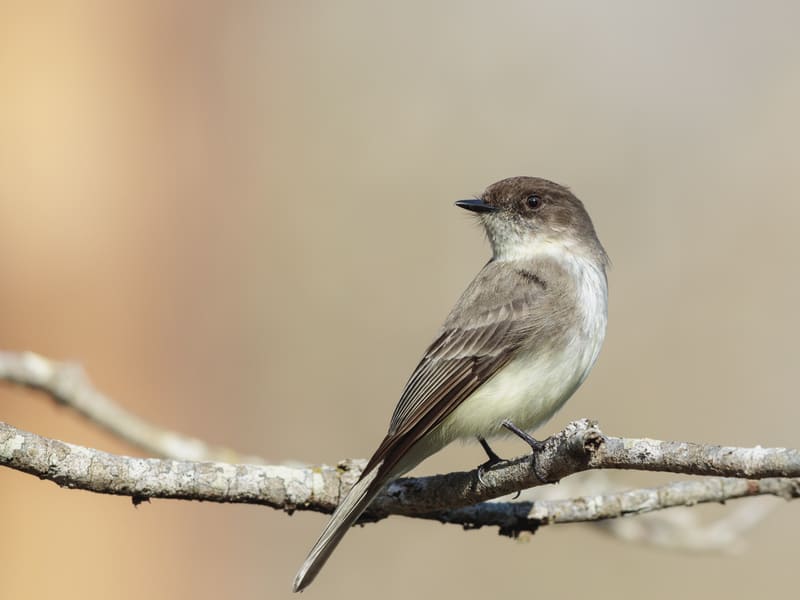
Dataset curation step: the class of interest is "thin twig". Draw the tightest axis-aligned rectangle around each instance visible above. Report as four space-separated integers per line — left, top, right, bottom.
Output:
0 351 263 464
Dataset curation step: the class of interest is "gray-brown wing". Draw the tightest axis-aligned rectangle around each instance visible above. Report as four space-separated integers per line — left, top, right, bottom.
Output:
388 303 522 435
360 293 537 479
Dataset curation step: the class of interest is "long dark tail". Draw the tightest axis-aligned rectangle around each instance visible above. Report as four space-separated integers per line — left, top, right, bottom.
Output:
292 467 385 592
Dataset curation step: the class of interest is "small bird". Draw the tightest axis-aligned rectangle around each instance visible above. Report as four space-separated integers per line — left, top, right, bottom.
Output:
293 176 609 592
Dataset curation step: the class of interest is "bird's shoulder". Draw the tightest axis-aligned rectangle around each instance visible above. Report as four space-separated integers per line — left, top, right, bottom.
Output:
443 258 565 327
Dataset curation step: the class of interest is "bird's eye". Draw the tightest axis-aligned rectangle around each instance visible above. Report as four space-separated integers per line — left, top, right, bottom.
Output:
526 194 542 210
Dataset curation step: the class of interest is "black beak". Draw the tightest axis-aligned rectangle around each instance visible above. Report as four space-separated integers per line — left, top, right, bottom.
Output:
455 199 498 214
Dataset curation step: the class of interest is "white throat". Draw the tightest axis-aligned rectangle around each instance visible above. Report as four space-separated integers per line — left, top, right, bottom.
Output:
492 230 587 263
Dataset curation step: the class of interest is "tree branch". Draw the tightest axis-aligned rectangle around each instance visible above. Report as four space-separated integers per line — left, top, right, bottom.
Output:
2 350 797 539
2 418 797 535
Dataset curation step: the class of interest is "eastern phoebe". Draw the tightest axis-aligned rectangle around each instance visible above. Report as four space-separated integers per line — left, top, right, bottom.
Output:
293 176 609 592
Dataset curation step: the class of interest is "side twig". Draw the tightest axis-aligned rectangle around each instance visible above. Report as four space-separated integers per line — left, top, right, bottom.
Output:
0 351 263 464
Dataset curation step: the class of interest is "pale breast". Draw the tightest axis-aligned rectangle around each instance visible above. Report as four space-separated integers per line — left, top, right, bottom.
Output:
435 251 607 443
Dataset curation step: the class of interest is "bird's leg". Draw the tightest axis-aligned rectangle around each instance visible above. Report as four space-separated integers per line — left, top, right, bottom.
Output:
501 420 545 451
479 436 503 462
501 419 548 483
476 436 504 485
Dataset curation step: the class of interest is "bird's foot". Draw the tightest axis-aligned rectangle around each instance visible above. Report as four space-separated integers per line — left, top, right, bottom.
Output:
501 419 549 483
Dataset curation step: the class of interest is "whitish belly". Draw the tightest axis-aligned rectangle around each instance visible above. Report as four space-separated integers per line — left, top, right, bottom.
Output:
435 333 601 443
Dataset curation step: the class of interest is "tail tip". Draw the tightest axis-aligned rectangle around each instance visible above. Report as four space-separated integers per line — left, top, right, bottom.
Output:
292 569 310 593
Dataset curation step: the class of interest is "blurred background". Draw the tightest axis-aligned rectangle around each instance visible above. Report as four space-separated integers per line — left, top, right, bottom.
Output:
2 1 799 598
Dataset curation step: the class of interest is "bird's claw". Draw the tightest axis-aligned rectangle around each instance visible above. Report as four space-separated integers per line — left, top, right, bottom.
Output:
477 456 503 486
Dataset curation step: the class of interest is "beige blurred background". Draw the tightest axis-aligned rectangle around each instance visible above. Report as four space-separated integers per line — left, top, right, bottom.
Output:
1 1 799 598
